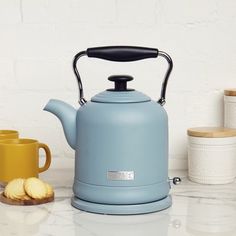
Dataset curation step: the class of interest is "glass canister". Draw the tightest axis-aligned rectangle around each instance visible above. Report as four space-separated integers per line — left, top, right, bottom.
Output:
224 89 236 128
187 127 236 184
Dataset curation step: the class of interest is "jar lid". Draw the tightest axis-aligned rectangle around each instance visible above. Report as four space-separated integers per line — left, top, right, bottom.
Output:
224 89 236 96
187 127 236 138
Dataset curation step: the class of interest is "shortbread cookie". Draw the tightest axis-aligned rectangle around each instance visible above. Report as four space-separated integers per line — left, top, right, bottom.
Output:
4 178 26 200
24 177 47 199
44 183 53 198
21 195 32 200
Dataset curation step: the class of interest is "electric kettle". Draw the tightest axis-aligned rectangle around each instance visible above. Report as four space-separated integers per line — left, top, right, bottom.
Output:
44 46 181 214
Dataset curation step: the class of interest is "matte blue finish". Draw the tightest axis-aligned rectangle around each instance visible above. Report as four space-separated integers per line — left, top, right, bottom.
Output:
44 89 170 214
44 99 77 150
91 90 151 103
71 195 172 215
73 180 170 204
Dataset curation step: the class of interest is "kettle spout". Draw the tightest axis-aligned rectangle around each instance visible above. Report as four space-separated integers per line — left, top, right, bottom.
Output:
44 99 77 150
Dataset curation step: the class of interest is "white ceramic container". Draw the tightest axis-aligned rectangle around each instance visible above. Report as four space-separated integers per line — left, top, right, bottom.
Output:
224 89 236 129
188 127 236 184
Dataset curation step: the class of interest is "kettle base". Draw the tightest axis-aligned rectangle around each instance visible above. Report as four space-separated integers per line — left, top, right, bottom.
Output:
71 195 172 215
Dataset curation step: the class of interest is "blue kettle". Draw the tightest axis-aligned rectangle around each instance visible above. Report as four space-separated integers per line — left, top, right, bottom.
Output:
44 46 181 214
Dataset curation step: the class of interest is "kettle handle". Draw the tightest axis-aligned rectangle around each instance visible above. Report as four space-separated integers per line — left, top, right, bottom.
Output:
73 46 173 106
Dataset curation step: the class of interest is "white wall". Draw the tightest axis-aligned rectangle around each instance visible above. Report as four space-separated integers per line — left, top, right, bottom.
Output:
0 0 236 169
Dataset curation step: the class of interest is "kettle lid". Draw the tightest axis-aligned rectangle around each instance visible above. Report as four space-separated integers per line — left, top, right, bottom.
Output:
91 75 151 103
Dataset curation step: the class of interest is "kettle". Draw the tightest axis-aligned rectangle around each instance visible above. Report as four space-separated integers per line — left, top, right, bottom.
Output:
44 46 181 214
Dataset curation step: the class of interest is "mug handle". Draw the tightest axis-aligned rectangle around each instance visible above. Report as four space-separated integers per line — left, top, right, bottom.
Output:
38 143 52 173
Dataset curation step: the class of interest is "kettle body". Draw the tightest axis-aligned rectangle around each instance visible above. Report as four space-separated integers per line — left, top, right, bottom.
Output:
74 99 169 204
44 46 178 214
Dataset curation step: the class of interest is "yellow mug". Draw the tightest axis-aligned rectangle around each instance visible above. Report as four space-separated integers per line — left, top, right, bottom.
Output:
0 139 51 184
0 130 19 140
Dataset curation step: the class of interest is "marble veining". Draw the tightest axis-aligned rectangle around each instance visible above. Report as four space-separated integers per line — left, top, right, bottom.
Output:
1 169 236 236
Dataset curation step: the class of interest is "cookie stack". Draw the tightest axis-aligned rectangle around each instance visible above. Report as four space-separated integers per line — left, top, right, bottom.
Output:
4 177 53 201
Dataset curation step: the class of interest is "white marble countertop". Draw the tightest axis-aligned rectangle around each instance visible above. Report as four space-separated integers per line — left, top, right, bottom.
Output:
1 169 236 236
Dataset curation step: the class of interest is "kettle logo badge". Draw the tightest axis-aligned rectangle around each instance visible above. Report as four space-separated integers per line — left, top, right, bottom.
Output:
107 171 135 181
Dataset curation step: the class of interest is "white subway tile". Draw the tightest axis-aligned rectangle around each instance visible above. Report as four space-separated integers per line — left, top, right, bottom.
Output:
216 1 236 21
22 0 116 24
0 59 15 89
0 24 56 58
116 0 156 26
15 59 64 90
160 0 218 24
0 0 21 24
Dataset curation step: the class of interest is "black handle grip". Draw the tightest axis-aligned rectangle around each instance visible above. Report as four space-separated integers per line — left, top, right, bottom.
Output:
87 46 158 62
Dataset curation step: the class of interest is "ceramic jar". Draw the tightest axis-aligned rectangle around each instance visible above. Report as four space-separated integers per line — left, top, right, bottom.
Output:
188 127 236 184
224 89 236 128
